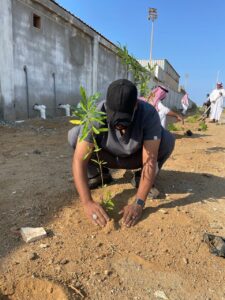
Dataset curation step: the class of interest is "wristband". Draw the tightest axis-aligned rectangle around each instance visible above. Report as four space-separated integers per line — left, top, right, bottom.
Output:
135 198 145 208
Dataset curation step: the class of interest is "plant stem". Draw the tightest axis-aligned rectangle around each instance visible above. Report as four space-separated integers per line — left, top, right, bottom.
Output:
92 135 104 188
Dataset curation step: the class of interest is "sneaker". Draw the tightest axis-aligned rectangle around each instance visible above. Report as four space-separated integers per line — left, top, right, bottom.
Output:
130 170 141 188
88 173 113 189
148 187 160 199
130 165 159 189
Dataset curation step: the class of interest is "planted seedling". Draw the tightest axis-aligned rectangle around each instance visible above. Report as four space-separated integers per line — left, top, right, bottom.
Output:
101 191 114 212
72 86 115 212
198 121 208 131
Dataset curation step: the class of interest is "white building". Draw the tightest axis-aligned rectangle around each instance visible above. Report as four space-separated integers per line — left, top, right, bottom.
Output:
139 59 194 110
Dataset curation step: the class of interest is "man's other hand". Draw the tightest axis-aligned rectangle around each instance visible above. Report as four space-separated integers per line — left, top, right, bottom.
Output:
119 203 143 227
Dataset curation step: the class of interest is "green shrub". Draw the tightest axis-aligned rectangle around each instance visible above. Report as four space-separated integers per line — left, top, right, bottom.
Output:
185 114 201 123
198 121 208 131
167 123 181 131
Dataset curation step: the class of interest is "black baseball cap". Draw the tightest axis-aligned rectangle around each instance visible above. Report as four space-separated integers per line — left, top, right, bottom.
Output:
106 79 138 127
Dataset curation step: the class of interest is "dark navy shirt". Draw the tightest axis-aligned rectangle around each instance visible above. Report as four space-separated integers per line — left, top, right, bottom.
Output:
80 99 162 158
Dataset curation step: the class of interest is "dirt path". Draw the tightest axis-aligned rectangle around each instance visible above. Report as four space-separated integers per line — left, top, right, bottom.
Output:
0 116 225 300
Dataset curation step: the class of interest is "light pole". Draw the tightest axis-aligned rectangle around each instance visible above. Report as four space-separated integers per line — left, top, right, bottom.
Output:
148 8 157 65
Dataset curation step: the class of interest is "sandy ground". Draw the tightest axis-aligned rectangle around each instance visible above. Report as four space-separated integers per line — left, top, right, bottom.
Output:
0 115 225 300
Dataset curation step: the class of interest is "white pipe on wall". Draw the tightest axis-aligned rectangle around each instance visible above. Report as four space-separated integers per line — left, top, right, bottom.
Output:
33 104 47 119
58 104 71 117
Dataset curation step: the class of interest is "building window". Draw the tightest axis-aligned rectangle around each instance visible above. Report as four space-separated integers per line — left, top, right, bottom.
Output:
33 14 41 29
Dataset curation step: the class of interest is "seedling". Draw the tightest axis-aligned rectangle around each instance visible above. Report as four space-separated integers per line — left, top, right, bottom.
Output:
101 191 114 212
198 121 208 131
72 86 115 211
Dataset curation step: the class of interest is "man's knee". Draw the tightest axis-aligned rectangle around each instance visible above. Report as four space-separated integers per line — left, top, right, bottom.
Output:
166 131 175 155
158 130 175 168
68 126 80 149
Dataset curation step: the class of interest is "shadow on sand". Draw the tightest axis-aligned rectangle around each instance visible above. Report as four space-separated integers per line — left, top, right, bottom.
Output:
111 169 225 223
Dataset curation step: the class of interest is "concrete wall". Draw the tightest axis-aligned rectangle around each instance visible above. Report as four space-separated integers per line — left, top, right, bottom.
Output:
12 0 92 119
1 0 190 120
1 0 127 120
0 0 16 120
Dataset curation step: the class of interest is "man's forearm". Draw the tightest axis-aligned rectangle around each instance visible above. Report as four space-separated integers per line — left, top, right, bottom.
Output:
136 160 156 202
73 158 93 204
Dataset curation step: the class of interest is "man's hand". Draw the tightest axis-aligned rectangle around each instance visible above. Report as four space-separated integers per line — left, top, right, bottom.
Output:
83 200 110 227
119 203 143 227
176 115 184 124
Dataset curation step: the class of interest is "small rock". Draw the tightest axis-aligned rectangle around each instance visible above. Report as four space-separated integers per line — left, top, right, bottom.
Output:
104 270 111 276
159 209 168 214
39 243 49 248
20 227 47 243
183 257 189 264
28 252 38 260
60 258 69 265
154 290 169 299
92 271 100 276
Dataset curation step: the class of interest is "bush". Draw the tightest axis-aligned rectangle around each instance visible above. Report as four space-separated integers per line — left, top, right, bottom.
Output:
167 123 182 131
198 121 208 131
185 114 201 123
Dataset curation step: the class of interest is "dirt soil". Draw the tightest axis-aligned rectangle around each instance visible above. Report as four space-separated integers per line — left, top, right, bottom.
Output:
0 115 225 300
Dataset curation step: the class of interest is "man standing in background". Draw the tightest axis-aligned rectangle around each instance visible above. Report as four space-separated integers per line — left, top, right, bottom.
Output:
209 82 225 123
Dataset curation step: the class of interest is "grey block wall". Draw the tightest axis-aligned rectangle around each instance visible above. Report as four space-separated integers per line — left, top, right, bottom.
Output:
0 0 15 120
0 0 127 120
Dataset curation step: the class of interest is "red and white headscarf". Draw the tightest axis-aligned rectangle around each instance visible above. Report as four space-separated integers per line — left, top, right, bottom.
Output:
147 86 168 111
181 93 189 106
217 82 223 89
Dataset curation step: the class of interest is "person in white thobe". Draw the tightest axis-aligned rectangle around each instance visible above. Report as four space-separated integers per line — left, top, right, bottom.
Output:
209 82 225 122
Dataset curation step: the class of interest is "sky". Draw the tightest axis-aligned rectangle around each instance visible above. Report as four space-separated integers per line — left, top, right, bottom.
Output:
57 0 225 105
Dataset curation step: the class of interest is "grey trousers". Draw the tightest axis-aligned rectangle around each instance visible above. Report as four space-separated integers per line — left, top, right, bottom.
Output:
68 126 175 178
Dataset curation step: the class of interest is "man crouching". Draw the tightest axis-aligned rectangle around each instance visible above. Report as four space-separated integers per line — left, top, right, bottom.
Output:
68 79 175 227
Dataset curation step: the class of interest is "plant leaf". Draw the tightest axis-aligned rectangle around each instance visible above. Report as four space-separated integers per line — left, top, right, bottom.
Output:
70 120 81 125
92 126 100 134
